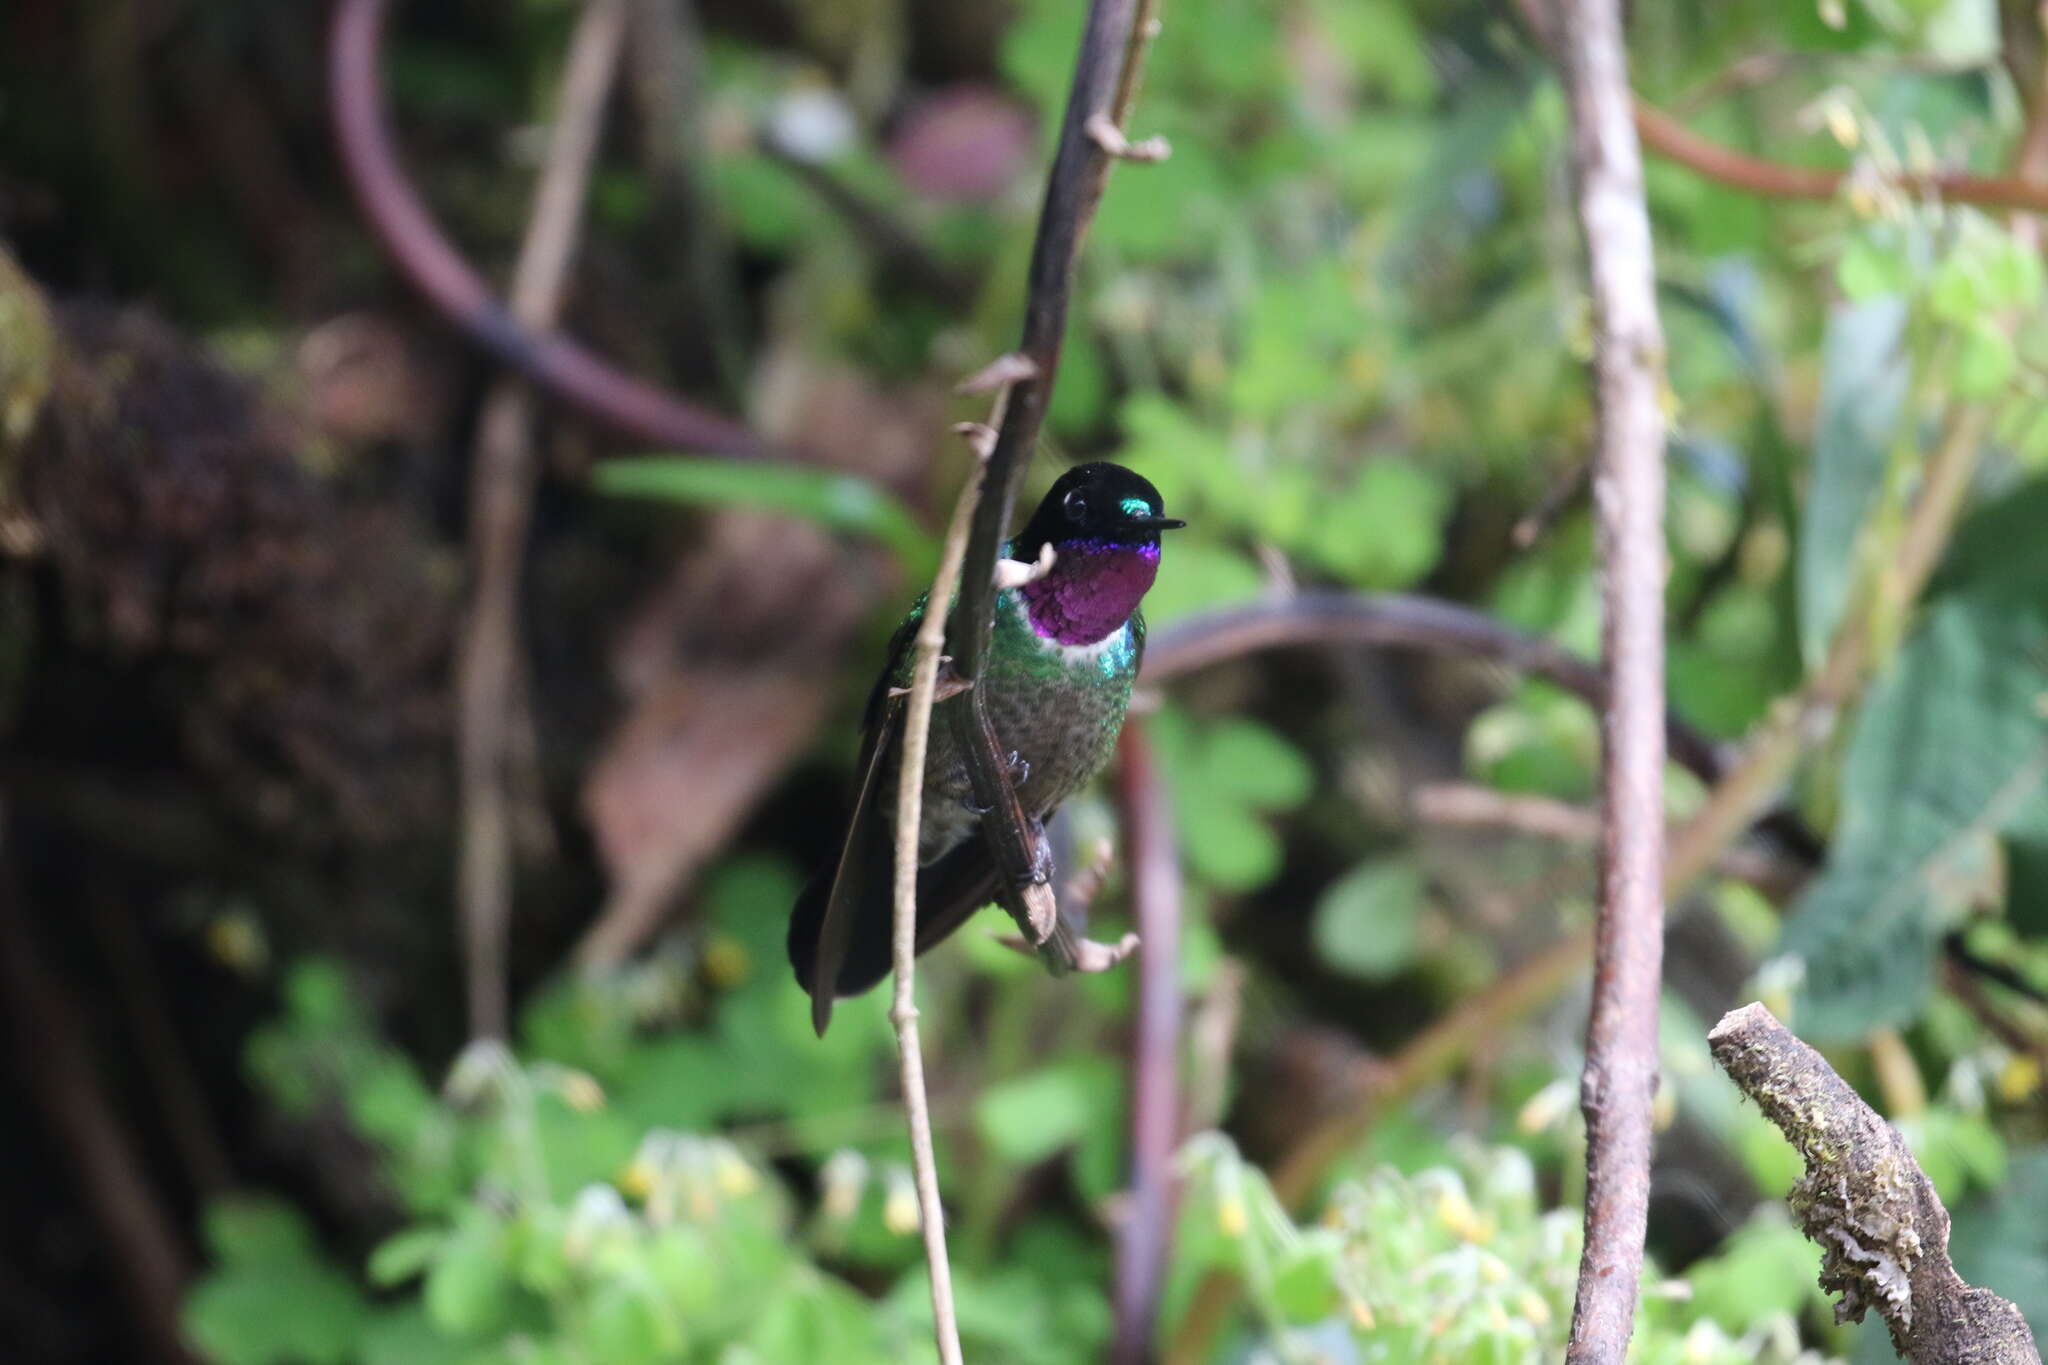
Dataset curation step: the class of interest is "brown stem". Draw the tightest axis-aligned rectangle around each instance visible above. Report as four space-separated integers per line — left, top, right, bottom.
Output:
1632 98 2048 213
936 0 1165 966
1111 719 1183 1365
0 842 196 1364
1709 1004 2042 1364
327 0 766 456
1557 0 1672 1355
1510 0 2048 213
86 894 234 1197
455 0 630 1040
1140 592 1725 789
1411 783 1801 899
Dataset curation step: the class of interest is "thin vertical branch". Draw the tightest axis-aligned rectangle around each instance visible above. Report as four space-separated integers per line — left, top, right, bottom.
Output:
890 455 990 1365
456 0 630 1039
1112 718 1183 1365
943 0 1165 960
1556 0 1670 1358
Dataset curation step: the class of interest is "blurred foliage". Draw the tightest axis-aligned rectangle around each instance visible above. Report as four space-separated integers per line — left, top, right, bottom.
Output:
8 0 2048 1359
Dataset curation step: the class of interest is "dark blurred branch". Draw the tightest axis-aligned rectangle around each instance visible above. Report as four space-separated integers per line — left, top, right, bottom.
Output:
86 894 234 1197
764 145 977 301
1945 932 2048 1009
1411 782 1802 899
625 0 750 402
1142 593 1724 788
1112 719 1182 1365
1709 1004 2042 1364
1555 0 1671 1353
328 0 766 455
456 0 629 1040
942 0 1162 964
0 836 196 1365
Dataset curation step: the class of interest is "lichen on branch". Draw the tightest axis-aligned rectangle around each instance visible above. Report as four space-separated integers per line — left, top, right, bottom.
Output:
1708 1002 2040 1365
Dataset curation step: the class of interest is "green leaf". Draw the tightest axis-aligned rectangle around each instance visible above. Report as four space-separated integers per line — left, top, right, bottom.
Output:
1836 234 1914 301
595 458 932 576
1135 539 1265 627
424 1218 513 1339
1900 1108 2007 1204
586 1277 684 1365
1780 595 2048 1039
367 1226 446 1287
204 1198 317 1265
1679 1209 1829 1334
1269 1231 1346 1324
1953 317 2016 399
974 1059 1119 1166
184 1200 369 1365
183 1267 368 1365
357 1305 471 1365
1947 1146 2048 1343
1202 718 1314 809
1312 856 1424 980
1306 458 1450 590
1797 297 1908 669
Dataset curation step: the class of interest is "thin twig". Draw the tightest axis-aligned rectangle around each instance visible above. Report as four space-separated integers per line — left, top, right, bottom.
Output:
943 0 1164 964
889 453 990 1365
762 142 974 301
1709 1004 2042 1363
1508 0 2048 214
456 0 629 1040
1111 719 1183 1365
327 0 765 455
1411 782 1801 899
1556 0 1671 1354
1631 98 2048 213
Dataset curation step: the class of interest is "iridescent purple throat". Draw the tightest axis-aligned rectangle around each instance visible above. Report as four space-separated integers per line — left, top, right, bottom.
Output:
1018 539 1161 646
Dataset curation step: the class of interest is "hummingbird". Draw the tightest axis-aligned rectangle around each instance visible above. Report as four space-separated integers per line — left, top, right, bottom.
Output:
788 461 1185 1034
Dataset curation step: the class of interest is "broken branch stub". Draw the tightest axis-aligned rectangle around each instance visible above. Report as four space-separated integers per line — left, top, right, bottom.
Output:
1708 1002 2040 1365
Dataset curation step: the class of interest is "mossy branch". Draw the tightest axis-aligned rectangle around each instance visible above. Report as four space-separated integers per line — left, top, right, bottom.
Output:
1709 1003 2041 1365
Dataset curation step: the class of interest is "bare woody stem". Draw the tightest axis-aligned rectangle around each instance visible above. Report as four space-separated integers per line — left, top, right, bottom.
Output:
942 0 1163 961
1709 1004 2042 1365
456 0 631 1040
1111 718 1184 1365
1555 0 1672 1358
887 458 989 1365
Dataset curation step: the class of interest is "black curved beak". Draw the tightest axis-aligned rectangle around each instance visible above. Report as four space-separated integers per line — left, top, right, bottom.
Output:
1128 515 1187 531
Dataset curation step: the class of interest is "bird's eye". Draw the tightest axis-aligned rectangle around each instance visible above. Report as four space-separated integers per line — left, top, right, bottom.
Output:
1063 488 1089 522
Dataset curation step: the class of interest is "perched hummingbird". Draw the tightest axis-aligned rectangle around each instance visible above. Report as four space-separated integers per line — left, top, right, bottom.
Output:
788 461 1184 1034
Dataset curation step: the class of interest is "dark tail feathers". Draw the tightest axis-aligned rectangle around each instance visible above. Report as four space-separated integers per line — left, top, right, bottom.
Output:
787 836 1000 1032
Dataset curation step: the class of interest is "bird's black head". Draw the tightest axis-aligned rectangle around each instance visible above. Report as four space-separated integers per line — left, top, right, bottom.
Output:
1015 461 1186 555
